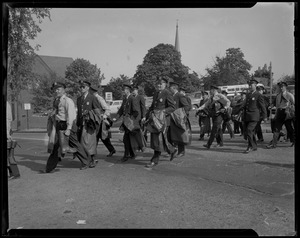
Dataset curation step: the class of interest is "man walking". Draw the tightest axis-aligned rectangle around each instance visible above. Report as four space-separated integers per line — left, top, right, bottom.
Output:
117 82 141 161
143 76 177 168
197 91 211 140
266 81 295 149
89 84 116 158
77 80 101 168
197 85 230 149
241 78 267 153
221 91 234 139
169 81 192 158
41 82 90 173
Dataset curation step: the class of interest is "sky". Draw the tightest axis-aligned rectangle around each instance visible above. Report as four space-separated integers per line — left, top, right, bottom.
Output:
30 3 294 85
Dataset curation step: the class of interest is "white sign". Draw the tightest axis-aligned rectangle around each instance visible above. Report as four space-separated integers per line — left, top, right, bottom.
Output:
105 92 113 102
24 103 31 110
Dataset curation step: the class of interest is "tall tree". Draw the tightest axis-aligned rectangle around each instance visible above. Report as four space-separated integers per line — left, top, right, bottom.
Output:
7 7 51 129
30 72 63 113
202 48 252 90
106 74 131 100
133 43 201 96
65 58 105 99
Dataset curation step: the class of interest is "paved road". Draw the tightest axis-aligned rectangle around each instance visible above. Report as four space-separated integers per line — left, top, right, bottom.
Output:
6 132 295 236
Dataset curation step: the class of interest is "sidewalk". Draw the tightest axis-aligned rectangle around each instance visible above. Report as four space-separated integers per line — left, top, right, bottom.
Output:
13 121 272 134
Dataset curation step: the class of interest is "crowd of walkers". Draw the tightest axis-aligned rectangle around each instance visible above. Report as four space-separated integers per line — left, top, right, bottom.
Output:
6 77 295 177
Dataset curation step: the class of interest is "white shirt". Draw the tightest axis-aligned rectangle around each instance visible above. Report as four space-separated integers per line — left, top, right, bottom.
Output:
55 94 76 130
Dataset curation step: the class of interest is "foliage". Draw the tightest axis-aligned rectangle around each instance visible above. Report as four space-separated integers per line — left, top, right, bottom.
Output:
30 72 63 113
278 74 295 85
65 58 105 99
7 7 51 101
202 48 252 90
253 64 271 79
133 43 202 96
106 74 131 100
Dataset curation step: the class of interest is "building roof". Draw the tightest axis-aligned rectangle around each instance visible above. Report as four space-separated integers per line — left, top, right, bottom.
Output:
32 55 73 77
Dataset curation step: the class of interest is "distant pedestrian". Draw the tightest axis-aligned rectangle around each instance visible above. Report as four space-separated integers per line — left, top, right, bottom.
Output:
197 85 231 149
221 90 234 139
241 78 267 153
196 91 211 140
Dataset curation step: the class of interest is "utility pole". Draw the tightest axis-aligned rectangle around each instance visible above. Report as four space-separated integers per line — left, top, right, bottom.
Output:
269 61 273 120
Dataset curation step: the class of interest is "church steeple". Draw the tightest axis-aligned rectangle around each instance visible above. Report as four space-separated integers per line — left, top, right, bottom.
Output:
175 20 180 53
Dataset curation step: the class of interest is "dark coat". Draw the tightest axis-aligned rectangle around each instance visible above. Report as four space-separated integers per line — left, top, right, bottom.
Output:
173 92 192 113
76 92 101 127
118 94 140 130
146 89 175 126
134 94 146 119
242 91 267 122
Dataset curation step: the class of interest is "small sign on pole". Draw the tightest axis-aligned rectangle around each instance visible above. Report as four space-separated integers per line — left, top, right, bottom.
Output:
24 103 31 110
105 92 113 102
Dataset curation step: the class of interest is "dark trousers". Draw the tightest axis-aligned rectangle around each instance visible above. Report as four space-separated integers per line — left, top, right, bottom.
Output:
101 138 115 152
244 121 258 150
271 109 295 146
46 121 89 173
255 120 263 140
222 119 234 138
207 115 223 147
123 128 135 157
199 116 211 138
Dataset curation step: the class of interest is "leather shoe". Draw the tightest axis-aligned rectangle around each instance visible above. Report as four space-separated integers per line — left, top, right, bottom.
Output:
266 144 276 149
89 162 96 168
121 156 129 162
177 152 185 157
8 175 20 180
107 150 116 157
80 165 89 170
145 162 156 168
170 149 178 161
203 144 210 149
129 155 136 160
214 144 223 148
244 147 256 153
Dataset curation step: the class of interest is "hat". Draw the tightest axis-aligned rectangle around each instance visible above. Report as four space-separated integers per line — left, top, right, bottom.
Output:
278 81 288 87
52 82 66 90
169 81 179 87
123 82 132 89
90 83 100 92
248 78 259 85
256 83 265 91
157 76 168 84
221 90 228 95
132 84 139 90
210 85 219 90
79 80 91 87
241 91 247 95
179 86 187 92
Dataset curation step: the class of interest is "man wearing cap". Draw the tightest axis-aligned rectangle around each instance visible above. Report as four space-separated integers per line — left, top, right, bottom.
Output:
233 91 247 137
131 84 147 152
266 81 295 149
169 81 192 158
77 80 102 169
143 76 177 168
117 82 141 161
89 83 116 158
241 78 267 153
42 82 90 173
196 91 211 140
197 85 231 149
179 86 192 117
221 90 234 139
255 83 270 142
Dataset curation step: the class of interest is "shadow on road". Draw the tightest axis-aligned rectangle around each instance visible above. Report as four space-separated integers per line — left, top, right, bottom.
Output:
254 161 294 169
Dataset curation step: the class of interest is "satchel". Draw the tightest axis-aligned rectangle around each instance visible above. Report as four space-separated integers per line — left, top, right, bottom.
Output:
146 110 166 133
285 104 295 120
171 108 187 130
123 115 137 132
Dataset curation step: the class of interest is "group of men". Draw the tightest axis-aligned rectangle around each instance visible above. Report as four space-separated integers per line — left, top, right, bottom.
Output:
7 76 294 176
42 80 116 173
195 78 295 153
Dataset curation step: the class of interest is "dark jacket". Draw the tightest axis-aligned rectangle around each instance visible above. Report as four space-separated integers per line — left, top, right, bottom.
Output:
118 94 140 130
134 94 146 119
242 91 267 122
76 92 101 127
173 92 192 114
146 89 175 127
